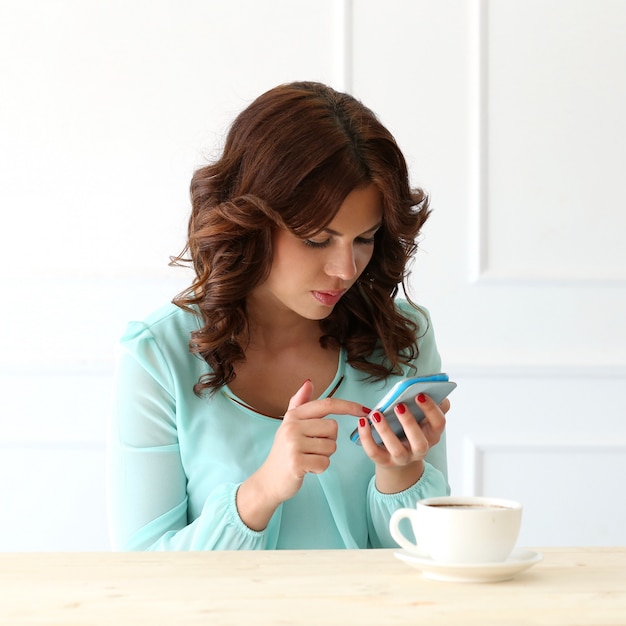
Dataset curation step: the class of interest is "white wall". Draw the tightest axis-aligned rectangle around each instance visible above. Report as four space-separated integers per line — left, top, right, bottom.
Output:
1 0 624 550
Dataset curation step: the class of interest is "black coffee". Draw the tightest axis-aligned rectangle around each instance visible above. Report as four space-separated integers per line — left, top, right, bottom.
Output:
427 504 509 509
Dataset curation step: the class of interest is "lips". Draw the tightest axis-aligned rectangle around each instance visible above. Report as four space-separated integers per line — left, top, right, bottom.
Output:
311 289 346 307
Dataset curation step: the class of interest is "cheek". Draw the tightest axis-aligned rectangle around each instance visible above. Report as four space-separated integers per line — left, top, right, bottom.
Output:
355 246 375 271
271 237 311 279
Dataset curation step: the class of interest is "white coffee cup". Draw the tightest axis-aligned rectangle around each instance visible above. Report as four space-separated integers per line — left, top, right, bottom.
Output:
389 496 522 563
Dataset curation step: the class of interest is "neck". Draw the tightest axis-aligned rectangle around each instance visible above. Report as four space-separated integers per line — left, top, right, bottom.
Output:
245 299 322 353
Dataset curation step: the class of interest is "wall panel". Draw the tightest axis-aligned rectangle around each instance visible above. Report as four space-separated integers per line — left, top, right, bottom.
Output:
1 0 624 551
0 445 108 551
482 0 626 282
469 441 626 546
445 367 626 546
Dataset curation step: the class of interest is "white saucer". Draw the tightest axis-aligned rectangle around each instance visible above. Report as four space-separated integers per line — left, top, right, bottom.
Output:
394 548 543 583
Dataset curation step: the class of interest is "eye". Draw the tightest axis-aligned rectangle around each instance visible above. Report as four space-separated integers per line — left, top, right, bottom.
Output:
303 238 331 249
355 235 376 246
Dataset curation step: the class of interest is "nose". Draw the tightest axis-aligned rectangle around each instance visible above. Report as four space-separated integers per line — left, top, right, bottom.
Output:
324 244 358 281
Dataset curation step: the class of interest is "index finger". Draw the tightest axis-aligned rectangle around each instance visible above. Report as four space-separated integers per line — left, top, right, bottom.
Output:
287 379 315 412
284 397 370 421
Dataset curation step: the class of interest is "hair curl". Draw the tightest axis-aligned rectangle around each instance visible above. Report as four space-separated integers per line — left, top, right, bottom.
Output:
171 81 431 396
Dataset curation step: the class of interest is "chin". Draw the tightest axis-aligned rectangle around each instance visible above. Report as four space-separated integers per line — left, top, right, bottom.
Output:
300 304 336 321
306 310 334 321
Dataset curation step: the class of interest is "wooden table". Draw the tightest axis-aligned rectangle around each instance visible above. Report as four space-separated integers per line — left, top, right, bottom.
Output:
1 548 624 625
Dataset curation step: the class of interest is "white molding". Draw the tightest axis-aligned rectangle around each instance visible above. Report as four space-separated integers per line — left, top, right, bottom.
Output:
0 441 105 450
2 268 192 283
448 363 626 379
2 360 624 379
463 437 483 495
463 437 626 495
333 0 353 93
467 0 626 286
0 360 114 376
467 0 489 284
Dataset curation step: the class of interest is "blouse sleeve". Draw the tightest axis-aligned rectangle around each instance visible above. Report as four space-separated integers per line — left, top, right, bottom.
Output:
106 322 276 551
365 301 451 548
366 455 450 548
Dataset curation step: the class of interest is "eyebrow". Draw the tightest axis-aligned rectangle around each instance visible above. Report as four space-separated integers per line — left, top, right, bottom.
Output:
322 220 383 237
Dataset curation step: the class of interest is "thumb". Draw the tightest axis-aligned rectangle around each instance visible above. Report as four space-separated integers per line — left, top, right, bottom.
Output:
287 378 314 412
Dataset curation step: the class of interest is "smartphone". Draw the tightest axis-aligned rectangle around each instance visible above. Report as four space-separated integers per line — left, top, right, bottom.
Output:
350 373 456 446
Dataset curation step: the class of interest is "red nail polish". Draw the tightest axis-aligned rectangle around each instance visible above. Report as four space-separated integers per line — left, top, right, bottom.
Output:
396 403 406 414
359 418 366 428
372 411 382 423
362 406 372 414
417 393 426 403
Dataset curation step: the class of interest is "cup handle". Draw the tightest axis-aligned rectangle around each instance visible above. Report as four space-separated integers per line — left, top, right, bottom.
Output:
389 508 419 552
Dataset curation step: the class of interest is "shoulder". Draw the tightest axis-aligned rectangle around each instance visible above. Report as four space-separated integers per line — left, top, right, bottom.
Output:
394 298 431 327
394 298 441 375
120 301 201 355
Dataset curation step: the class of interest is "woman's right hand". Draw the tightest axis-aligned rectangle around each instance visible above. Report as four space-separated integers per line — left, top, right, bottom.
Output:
235 379 368 531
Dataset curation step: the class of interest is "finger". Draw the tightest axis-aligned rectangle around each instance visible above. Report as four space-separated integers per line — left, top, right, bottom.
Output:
439 398 451 415
354 416 387 460
300 417 339 440
369 411 414 459
415 393 447 432
287 379 314 412
392 404 430 456
285 396 369 422
303 435 337 457
301 454 332 475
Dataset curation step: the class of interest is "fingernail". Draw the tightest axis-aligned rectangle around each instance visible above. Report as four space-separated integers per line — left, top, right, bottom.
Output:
396 403 406 414
362 406 372 414
359 418 366 428
417 393 426 403
372 411 382 423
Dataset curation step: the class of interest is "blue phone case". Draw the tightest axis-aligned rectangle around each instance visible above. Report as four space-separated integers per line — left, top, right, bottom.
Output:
350 373 456 445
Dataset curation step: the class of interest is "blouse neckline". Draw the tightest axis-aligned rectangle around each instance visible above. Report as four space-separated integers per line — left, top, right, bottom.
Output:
221 348 346 420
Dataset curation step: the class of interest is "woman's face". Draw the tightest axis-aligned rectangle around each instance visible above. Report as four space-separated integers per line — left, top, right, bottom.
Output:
252 184 383 320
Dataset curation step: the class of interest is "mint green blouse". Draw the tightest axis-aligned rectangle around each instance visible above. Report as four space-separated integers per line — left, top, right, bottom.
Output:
107 300 449 550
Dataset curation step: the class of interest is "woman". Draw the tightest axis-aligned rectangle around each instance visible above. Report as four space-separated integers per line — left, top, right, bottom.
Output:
107 81 450 551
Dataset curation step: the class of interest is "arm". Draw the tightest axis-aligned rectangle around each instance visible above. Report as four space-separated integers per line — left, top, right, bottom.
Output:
366 460 449 548
236 380 370 531
106 322 272 550
107 323 370 550
360 302 451 546
357 395 450 548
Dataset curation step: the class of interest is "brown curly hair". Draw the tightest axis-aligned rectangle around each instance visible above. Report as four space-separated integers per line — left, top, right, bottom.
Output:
171 81 431 396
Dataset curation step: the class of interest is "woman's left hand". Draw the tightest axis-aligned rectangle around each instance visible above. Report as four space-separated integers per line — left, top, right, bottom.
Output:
355 393 450 493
